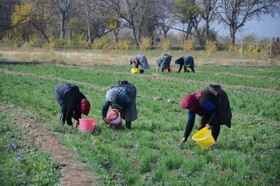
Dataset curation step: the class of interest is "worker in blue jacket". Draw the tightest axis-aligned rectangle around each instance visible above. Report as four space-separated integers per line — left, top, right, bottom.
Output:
175 55 195 73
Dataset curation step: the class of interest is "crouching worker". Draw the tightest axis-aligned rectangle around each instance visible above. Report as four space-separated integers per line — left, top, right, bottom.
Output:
156 53 172 73
130 54 150 74
179 84 232 146
102 80 138 129
175 55 195 73
54 84 91 128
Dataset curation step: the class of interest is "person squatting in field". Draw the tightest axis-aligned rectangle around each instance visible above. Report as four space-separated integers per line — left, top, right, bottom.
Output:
130 54 150 74
54 84 91 127
179 84 232 145
102 80 138 129
175 55 195 73
156 53 172 73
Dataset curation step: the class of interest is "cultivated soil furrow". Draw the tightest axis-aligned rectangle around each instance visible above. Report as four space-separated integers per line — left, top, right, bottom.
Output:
0 103 100 186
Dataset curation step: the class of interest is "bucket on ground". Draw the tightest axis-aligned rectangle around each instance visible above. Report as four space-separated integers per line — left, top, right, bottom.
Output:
79 118 96 133
192 127 215 149
131 67 139 74
165 68 172 73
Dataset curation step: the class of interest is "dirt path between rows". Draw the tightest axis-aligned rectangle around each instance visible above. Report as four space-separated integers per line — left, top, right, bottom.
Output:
0 104 100 186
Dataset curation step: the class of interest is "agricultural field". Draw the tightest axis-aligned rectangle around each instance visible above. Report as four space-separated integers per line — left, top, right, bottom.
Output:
0 50 280 185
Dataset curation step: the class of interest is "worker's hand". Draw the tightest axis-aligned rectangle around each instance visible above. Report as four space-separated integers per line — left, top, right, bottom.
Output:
206 124 212 129
103 117 109 124
179 137 186 145
60 113 65 125
74 121 79 128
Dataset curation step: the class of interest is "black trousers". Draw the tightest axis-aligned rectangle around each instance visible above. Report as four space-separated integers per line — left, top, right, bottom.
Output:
178 65 195 73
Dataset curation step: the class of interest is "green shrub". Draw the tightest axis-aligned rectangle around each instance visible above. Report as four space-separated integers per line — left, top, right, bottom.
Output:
28 35 42 47
206 40 218 55
93 37 109 49
114 40 130 50
72 34 90 49
182 39 194 52
139 37 151 50
44 38 57 49
160 38 172 51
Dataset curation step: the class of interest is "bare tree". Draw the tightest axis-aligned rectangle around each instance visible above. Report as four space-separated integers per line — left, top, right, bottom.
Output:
217 0 280 45
51 0 75 39
174 0 201 40
198 0 218 40
102 0 152 49
0 0 19 40
155 0 178 38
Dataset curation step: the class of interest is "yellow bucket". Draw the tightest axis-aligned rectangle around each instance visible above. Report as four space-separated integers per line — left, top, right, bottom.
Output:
131 67 139 74
192 127 216 149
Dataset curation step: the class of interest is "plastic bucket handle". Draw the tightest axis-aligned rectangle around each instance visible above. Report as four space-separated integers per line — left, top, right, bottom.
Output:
192 129 212 141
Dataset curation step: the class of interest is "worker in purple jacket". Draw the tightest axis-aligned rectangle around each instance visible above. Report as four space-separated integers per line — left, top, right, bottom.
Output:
54 84 91 127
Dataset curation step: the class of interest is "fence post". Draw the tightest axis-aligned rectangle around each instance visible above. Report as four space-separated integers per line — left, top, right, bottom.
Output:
241 36 243 61
270 38 272 58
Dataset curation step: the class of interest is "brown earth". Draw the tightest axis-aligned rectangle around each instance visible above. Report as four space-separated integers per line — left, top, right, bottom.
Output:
0 103 100 186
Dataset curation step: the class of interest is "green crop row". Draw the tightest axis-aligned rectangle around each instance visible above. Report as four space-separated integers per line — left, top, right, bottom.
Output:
0 112 59 185
0 64 279 185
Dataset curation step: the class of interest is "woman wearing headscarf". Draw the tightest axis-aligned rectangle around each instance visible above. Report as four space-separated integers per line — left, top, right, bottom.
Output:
102 80 138 129
179 84 232 145
175 55 195 73
130 54 150 74
156 53 172 73
54 84 91 127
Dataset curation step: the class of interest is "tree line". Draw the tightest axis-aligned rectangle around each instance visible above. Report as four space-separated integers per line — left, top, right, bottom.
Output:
0 0 280 50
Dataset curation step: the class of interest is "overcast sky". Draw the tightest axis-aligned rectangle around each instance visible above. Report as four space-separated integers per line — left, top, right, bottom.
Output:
172 14 280 42
213 14 280 41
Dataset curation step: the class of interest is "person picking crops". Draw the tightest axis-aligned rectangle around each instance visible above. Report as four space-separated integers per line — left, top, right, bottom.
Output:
102 80 138 129
175 55 195 73
130 54 150 74
179 84 232 146
54 84 91 128
156 53 172 73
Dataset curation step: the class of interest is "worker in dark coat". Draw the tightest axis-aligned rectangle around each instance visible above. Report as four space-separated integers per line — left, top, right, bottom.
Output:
175 55 195 73
179 84 232 145
156 53 172 73
54 84 90 127
102 80 138 129
130 54 150 74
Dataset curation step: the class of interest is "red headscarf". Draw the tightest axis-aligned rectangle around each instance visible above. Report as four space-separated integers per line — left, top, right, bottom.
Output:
180 91 204 116
80 98 90 115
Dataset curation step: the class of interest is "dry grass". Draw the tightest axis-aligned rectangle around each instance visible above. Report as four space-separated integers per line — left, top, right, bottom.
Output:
0 46 279 66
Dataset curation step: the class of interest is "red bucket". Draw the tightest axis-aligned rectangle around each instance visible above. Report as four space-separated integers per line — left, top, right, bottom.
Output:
79 118 96 133
106 109 122 127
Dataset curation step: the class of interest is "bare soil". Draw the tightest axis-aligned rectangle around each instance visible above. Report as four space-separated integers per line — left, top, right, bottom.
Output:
0 104 100 186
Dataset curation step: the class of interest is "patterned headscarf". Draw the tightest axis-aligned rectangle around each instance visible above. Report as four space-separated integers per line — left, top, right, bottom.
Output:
80 98 90 115
106 88 118 102
129 58 134 65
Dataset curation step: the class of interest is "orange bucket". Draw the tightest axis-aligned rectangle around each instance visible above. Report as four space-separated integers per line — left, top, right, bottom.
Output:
165 68 172 73
79 118 96 133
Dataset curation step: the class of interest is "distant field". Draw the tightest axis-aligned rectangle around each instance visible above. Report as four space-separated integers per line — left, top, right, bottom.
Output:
0 49 279 185
1 46 278 66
